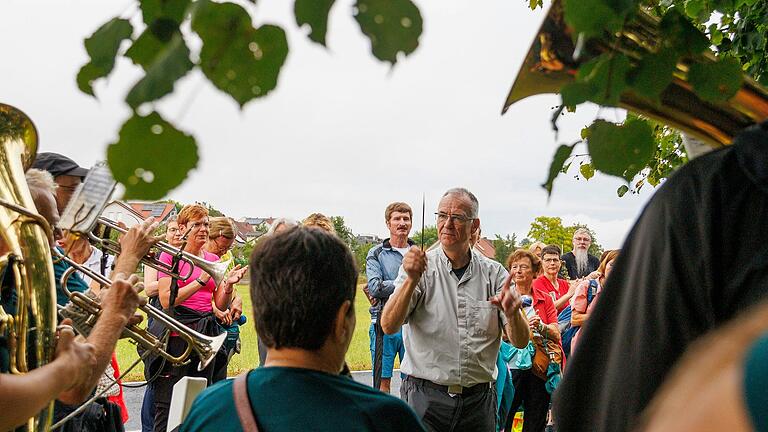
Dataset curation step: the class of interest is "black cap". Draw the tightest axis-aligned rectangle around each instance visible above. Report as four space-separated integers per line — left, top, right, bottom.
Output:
31 152 89 178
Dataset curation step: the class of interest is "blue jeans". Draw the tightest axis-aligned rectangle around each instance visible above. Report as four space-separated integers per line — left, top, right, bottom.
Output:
369 323 405 379
141 384 154 432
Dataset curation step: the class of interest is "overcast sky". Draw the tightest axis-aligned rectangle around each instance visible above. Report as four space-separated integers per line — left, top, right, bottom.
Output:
2 0 659 248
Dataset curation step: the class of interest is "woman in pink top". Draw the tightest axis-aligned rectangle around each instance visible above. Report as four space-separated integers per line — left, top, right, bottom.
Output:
569 250 620 353
151 204 247 432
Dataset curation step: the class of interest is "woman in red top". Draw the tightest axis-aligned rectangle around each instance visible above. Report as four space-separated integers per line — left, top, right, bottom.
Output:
532 245 574 313
505 249 561 432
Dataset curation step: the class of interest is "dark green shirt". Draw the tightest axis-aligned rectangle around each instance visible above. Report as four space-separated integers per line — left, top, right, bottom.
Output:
180 367 425 432
53 246 88 307
744 331 768 432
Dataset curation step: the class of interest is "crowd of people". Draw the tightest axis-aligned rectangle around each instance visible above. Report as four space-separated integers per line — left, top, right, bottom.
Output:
1 144 768 432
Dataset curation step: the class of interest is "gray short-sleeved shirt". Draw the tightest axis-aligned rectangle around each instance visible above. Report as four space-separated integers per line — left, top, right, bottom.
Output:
393 246 510 387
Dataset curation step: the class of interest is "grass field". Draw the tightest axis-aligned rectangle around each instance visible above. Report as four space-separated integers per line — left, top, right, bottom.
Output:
116 282 378 381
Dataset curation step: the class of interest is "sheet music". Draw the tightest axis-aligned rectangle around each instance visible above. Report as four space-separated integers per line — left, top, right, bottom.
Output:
58 161 117 233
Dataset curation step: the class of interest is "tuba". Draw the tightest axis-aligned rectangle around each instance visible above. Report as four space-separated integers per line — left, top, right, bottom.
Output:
503 0 768 146
0 104 58 431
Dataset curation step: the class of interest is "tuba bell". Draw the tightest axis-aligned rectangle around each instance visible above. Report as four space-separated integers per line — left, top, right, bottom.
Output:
503 0 768 146
0 104 58 431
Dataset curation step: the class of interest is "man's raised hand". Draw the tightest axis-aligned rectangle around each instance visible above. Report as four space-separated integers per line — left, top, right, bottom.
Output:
491 273 522 320
403 246 427 282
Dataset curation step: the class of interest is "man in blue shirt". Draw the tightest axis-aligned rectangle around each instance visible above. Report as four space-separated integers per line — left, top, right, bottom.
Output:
365 202 413 394
181 227 424 432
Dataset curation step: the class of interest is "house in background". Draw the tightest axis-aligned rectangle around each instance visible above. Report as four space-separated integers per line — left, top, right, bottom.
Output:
426 236 497 260
233 217 272 243
102 200 148 227
128 201 178 223
355 234 382 245
473 237 496 260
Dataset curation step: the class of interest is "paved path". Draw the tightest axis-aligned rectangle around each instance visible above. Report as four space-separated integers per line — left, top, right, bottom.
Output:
123 370 403 432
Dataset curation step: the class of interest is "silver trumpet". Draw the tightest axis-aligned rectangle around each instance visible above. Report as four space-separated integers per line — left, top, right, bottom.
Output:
56 252 226 370
90 216 231 286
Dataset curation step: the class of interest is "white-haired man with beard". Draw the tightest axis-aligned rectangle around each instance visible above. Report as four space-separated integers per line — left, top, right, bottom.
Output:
561 228 600 280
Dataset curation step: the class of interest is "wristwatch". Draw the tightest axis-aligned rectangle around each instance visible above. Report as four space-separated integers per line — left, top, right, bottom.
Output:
195 278 207 286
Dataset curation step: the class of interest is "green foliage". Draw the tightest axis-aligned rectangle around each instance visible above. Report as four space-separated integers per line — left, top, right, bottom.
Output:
532 0 768 196
585 118 655 181
527 216 572 253
687 57 744 102
77 0 425 199
77 18 133 96
295 0 336 46
192 0 289 107
542 143 576 195
72 0 767 201
197 201 223 217
352 242 375 273
106 111 198 199
526 216 603 256
232 240 256 267
331 216 355 246
353 0 423 64
125 34 194 108
410 225 438 249
492 234 517 264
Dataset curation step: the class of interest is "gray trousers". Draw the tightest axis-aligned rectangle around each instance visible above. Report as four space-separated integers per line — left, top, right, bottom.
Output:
401 376 497 432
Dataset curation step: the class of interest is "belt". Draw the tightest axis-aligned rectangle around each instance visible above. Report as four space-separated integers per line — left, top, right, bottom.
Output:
410 376 491 395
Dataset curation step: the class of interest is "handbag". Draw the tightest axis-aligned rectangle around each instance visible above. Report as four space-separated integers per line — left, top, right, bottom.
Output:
531 328 563 382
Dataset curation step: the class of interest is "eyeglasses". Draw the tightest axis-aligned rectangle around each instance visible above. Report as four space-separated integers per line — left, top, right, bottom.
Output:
435 212 474 225
510 264 531 271
542 258 560 263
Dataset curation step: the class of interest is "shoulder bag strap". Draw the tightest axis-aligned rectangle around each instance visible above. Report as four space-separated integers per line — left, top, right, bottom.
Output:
234 372 259 432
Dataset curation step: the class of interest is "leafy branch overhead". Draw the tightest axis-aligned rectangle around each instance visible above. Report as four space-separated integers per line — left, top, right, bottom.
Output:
77 0 423 199
532 0 767 196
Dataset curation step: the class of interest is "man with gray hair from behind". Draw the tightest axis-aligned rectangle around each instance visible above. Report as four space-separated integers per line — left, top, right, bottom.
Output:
381 187 530 432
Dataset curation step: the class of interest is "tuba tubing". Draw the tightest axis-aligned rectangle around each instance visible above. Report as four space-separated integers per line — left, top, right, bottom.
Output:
503 0 768 147
0 103 58 431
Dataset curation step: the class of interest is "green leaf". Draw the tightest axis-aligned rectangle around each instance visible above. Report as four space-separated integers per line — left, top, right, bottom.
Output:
628 47 679 101
580 163 595 180
688 57 744 102
125 21 180 71
77 18 133 95
192 0 289 107
684 0 706 20
76 64 101 96
561 82 594 108
294 0 336 46
586 119 655 180
563 0 625 38
562 53 631 107
354 0 423 64
660 10 709 56
140 0 191 26
542 143 576 196
126 34 194 109
107 111 198 200
617 184 629 197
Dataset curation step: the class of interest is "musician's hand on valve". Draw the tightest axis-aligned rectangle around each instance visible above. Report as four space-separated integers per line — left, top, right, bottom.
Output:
55 318 96 391
119 217 162 260
100 274 142 324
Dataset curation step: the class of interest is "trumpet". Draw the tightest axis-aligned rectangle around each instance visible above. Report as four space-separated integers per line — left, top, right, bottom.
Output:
88 216 231 286
56 252 226 371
